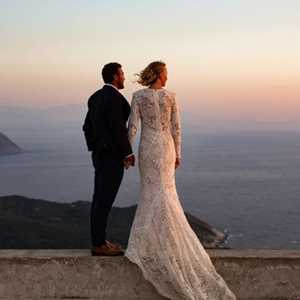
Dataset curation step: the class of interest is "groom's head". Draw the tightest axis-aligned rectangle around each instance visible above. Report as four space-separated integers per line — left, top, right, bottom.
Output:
102 62 125 89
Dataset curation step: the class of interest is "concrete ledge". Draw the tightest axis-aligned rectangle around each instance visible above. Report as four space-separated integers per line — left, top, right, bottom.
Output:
0 249 299 300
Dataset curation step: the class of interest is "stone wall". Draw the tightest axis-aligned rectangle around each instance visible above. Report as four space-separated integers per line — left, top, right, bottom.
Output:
0 249 299 299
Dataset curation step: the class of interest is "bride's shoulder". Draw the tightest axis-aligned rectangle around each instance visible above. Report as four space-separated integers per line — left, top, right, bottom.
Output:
132 88 176 99
162 89 176 99
132 88 148 98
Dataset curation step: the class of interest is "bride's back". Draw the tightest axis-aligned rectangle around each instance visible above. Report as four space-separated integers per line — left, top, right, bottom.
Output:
128 87 181 160
132 88 176 132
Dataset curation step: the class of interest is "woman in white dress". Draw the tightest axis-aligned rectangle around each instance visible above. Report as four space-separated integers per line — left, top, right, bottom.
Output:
124 61 236 300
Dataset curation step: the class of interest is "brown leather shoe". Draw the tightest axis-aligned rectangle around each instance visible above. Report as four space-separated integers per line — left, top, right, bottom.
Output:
91 244 124 256
105 240 122 250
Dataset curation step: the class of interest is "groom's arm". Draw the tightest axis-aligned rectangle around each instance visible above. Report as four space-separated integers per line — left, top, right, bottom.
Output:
109 97 133 158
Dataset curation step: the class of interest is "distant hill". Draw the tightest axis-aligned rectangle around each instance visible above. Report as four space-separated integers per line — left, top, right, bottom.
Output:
0 195 228 249
0 132 21 155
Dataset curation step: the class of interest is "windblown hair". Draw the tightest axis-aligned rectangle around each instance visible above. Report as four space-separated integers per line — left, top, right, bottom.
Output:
136 61 166 86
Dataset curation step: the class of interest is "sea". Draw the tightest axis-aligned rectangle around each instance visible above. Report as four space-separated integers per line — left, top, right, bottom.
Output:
1 128 300 249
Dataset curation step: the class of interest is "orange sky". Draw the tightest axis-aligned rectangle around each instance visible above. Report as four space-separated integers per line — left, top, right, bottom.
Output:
1 1 300 129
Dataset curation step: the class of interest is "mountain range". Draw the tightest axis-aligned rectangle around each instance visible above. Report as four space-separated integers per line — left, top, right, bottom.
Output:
0 195 228 249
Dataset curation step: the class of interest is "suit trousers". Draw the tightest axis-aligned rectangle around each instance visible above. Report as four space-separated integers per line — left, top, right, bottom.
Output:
90 150 124 246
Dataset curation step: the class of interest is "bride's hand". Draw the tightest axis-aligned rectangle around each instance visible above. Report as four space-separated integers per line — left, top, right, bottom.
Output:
175 157 181 169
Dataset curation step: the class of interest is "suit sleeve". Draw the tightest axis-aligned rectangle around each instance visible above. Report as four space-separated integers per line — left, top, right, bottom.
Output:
109 96 133 158
88 95 103 143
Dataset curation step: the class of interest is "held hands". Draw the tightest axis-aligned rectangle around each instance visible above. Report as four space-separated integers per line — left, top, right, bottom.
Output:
175 157 181 169
124 154 135 169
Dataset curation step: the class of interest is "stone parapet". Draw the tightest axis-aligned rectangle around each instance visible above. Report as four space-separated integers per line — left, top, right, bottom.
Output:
0 249 299 299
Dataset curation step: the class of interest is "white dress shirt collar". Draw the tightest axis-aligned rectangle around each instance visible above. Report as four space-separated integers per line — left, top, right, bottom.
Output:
104 83 120 92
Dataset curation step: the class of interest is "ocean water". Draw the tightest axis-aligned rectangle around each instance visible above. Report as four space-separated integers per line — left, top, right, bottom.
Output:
1 129 300 249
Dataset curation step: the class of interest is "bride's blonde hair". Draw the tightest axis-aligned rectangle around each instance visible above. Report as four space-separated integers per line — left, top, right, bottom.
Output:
136 61 166 86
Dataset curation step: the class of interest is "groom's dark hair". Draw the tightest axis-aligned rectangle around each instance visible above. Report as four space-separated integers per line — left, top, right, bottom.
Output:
102 62 122 83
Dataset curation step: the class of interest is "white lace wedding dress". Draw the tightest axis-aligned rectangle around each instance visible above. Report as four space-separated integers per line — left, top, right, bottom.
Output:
124 88 236 300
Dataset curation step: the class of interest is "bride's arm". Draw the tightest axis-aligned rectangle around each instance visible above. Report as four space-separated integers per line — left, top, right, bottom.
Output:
171 95 182 160
128 93 141 146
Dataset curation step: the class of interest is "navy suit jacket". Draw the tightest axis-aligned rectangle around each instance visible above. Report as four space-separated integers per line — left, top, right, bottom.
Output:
87 85 132 160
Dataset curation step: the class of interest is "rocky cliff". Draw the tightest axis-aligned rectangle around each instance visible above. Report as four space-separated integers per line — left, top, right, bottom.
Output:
0 132 21 155
0 195 227 249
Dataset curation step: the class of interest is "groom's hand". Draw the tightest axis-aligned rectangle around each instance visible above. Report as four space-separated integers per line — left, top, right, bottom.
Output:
175 157 181 169
124 154 135 169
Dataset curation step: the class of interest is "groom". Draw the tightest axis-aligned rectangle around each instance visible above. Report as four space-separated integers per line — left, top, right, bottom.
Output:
85 62 135 256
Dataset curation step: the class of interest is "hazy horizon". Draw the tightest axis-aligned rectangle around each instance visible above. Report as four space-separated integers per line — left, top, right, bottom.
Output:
1 101 300 135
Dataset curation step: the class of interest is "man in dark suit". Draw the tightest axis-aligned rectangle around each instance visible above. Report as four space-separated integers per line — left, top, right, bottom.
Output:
87 62 135 256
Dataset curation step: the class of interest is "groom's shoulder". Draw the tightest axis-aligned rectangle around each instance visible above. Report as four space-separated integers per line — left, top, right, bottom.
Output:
88 85 119 101
89 87 105 99
87 87 111 108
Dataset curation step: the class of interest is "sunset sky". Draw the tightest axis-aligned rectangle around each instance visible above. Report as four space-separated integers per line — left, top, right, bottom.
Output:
1 0 300 130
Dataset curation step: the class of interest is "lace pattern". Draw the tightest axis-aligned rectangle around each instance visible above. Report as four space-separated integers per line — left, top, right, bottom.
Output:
125 88 236 300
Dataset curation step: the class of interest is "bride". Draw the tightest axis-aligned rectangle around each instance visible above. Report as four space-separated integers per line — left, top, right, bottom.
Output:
124 61 236 300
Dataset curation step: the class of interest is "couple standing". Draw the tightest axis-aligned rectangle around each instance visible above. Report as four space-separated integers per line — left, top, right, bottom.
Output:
83 61 236 300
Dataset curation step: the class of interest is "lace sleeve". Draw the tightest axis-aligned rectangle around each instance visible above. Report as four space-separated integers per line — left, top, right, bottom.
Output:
171 95 181 159
128 93 140 146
